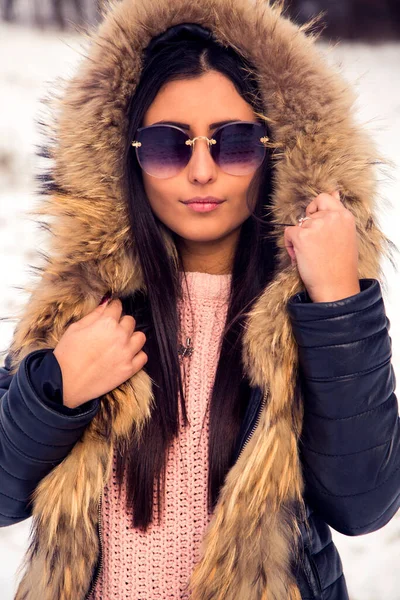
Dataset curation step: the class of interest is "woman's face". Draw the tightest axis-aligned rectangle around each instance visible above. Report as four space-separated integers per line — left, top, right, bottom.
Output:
139 70 260 261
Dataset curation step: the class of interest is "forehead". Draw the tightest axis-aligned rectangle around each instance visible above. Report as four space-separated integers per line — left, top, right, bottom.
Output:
143 71 256 128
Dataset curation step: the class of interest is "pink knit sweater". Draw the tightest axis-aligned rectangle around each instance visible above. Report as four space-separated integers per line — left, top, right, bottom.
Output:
89 271 232 599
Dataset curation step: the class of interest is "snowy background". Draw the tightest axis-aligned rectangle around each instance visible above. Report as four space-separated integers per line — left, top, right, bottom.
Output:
0 20 399 600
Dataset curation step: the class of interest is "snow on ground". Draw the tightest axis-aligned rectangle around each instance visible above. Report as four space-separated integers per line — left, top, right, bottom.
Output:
0 22 399 600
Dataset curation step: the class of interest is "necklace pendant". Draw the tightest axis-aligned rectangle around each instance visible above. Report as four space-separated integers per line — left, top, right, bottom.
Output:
178 336 194 359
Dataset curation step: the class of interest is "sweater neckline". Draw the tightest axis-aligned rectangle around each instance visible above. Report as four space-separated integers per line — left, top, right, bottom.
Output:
178 270 232 300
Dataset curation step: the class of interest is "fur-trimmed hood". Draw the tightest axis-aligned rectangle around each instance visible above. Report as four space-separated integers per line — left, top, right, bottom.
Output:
8 0 392 598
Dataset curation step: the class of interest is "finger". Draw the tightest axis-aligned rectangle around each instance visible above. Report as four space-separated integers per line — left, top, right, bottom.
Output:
305 191 342 217
297 217 313 228
102 297 124 322
305 198 318 217
283 226 297 260
299 212 324 224
131 350 148 373
76 298 110 327
119 314 136 335
129 333 147 358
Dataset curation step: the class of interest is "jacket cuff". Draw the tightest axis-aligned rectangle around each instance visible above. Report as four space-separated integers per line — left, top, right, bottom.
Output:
287 278 379 319
27 349 100 416
0 351 100 467
286 279 391 380
22 349 100 425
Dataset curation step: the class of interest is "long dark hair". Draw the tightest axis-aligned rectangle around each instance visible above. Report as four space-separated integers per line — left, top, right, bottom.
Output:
116 23 279 531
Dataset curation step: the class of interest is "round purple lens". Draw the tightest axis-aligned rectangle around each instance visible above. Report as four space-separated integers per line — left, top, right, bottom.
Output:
134 125 190 179
212 122 267 176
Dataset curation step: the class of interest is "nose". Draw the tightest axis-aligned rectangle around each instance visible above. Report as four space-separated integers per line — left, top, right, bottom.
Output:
187 136 218 184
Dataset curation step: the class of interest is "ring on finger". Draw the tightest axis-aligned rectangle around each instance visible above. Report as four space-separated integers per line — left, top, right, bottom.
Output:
298 216 312 227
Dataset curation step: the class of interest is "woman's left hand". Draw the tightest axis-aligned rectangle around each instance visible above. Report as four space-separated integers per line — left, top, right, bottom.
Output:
284 190 361 303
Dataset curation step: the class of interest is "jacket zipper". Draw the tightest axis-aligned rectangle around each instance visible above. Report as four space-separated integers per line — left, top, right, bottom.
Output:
305 546 322 599
85 491 103 599
236 387 268 462
235 389 322 598
304 522 322 599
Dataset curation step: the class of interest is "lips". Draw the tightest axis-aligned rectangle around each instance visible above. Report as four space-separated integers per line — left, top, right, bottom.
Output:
183 202 224 213
181 197 225 204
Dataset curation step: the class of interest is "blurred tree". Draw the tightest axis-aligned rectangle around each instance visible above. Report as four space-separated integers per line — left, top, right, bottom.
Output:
388 0 400 28
287 0 400 40
351 0 398 39
3 0 14 21
1 0 101 28
1 0 399 38
289 0 352 37
52 0 84 29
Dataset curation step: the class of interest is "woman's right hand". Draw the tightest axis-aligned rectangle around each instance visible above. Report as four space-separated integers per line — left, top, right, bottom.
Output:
53 298 148 409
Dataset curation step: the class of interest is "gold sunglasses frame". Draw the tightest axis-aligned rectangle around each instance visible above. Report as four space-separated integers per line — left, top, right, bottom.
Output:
131 120 269 156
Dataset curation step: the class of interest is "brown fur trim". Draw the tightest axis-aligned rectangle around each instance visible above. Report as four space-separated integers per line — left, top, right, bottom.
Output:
15 436 110 600
7 0 395 597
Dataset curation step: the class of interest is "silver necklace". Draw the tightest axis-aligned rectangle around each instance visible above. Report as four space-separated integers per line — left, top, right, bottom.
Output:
178 336 194 360
177 274 196 363
176 291 226 452
177 274 230 361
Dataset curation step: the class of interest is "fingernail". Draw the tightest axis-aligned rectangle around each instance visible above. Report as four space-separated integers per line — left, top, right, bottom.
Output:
100 293 111 305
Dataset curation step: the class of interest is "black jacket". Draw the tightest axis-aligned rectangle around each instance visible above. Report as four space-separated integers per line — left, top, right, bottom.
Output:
1 277 399 599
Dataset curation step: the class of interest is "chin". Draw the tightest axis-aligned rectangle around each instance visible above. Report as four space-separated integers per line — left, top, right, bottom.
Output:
179 227 236 243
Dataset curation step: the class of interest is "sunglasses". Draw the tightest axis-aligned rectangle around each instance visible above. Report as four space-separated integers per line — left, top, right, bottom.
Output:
131 120 270 179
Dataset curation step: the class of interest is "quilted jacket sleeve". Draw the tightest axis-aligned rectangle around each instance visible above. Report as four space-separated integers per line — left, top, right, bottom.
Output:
287 278 400 536
0 348 100 527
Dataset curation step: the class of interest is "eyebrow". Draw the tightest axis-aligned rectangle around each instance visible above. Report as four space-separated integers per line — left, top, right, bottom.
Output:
151 119 243 130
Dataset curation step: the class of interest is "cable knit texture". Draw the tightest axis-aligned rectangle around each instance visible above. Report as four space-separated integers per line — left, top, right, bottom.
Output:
89 271 232 599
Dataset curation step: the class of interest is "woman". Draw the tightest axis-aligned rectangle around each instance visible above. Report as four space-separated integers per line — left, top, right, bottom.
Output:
0 0 399 599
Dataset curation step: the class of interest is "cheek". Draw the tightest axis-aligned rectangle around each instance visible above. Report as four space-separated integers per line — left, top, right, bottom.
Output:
142 175 179 222
232 177 254 218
